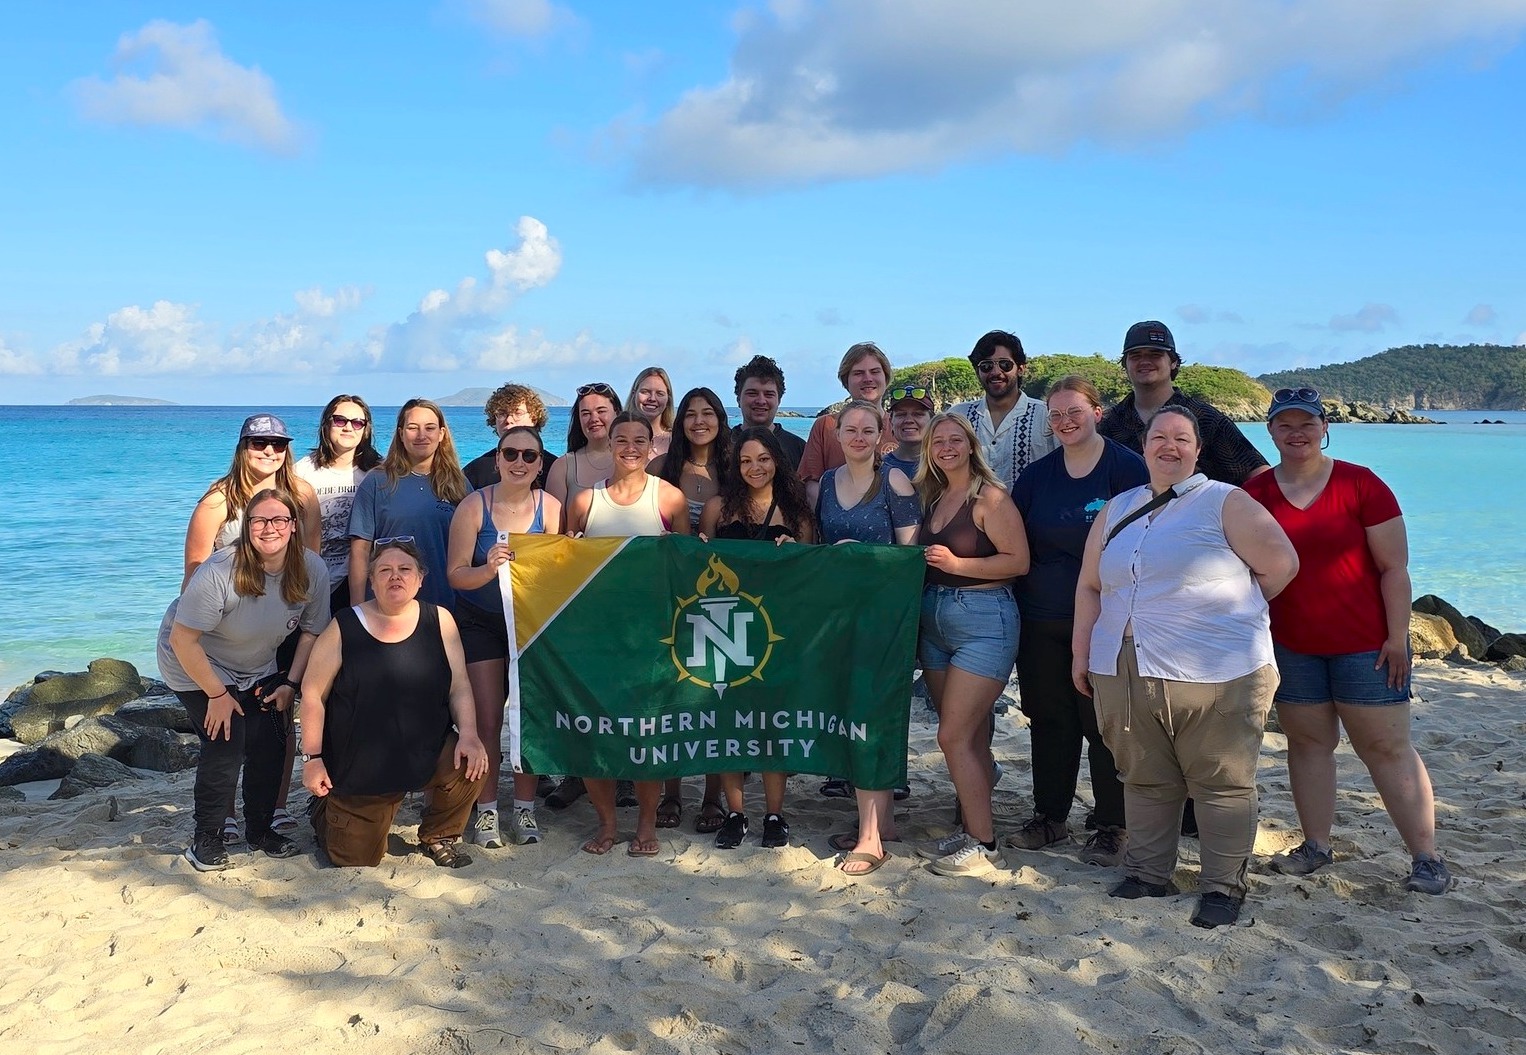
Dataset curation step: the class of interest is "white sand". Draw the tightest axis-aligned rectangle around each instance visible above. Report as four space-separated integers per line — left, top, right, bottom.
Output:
1 659 1522 1054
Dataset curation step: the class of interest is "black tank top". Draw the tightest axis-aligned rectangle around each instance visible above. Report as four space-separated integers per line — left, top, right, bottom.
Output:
325 603 452 796
917 492 1002 588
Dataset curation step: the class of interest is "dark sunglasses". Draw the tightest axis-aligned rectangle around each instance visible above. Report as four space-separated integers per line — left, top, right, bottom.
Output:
245 437 291 452
888 386 930 402
497 447 542 464
576 382 617 399
329 414 368 430
1272 387 1321 405
976 358 1016 374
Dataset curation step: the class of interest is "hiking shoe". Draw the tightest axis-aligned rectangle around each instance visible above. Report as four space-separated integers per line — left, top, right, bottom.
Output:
1191 892 1243 929
271 807 298 834
546 776 585 809
916 830 971 861
615 780 638 807
1268 839 1333 876
893 783 911 801
760 813 789 848
511 808 541 846
185 831 230 872
929 838 1002 877
222 816 243 845
1003 814 1070 851
715 811 749 849
818 778 852 798
1404 854 1454 895
1109 875 1175 899
471 807 504 849
249 831 300 859
1079 825 1127 866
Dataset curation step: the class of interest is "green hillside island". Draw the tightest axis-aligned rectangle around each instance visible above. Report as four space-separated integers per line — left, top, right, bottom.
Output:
1258 344 1526 410
890 355 1272 420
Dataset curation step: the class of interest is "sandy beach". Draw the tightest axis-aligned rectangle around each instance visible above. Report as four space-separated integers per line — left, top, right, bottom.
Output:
1 658 1522 1055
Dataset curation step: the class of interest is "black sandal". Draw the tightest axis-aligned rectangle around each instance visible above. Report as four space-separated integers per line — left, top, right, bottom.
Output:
656 794 683 828
694 798 726 834
423 839 472 869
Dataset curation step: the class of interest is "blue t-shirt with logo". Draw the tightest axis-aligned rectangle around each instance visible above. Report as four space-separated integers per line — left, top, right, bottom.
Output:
1010 438 1147 621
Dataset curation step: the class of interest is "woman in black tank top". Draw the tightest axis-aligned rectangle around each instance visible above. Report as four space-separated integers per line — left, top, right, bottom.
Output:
914 415 1030 877
300 539 489 868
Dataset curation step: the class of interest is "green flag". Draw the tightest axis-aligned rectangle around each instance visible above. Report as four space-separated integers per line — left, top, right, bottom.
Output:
504 534 922 788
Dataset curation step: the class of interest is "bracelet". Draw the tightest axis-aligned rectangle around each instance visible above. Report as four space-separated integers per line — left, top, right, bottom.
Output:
208 689 230 701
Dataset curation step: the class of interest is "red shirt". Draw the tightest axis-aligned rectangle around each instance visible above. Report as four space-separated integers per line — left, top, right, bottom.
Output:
1243 460 1402 655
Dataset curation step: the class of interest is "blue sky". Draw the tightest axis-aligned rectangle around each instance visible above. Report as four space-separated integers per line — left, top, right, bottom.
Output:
3 1 1524 407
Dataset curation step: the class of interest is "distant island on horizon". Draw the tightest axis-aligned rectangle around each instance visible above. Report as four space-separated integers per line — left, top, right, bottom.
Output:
67 395 178 406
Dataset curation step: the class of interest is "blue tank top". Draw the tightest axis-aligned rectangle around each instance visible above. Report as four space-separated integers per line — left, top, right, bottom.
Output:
459 486 545 613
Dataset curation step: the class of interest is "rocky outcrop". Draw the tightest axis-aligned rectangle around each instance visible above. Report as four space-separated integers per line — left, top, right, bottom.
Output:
0 659 145 743
49 754 142 799
1321 401 1437 424
1485 634 1526 664
126 729 200 772
1413 595 1492 659
115 696 194 734
1409 612 1460 660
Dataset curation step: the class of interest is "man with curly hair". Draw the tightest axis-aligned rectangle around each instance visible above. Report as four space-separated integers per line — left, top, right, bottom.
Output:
463 382 557 489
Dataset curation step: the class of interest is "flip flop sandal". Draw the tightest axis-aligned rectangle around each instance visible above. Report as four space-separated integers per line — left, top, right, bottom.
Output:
837 850 890 876
695 798 727 834
581 834 617 856
828 831 903 853
627 837 661 858
656 794 683 828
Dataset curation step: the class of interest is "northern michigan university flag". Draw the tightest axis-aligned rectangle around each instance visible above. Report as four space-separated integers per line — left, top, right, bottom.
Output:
501 534 923 788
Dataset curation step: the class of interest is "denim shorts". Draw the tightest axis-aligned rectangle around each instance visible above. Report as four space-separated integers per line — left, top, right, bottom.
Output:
1273 643 1410 706
918 584 1019 682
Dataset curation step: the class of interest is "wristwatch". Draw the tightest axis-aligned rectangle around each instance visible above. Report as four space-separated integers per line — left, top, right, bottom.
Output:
301 751 324 763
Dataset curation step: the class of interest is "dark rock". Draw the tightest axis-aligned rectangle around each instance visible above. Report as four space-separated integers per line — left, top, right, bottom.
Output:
115 696 194 734
127 729 200 772
0 786 24 802
0 747 73 786
1412 596 1491 660
139 677 171 696
0 659 145 743
1466 615 1503 649
1485 634 1526 663
50 753 142 800
1500 655 1526 673
32 715 142 764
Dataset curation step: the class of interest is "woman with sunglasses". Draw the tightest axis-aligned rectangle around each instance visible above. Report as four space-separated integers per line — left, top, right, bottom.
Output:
649 387 733 534
296 395 383 612
183 413 321 591
348 398 470 612
1007 376 1146 867
159 488 331 871
546 382 621 510
1243 388 1451 895
627 366 676 461
447 426 564 851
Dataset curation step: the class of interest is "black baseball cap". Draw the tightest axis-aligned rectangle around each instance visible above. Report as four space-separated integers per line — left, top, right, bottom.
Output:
1122 321 1176 356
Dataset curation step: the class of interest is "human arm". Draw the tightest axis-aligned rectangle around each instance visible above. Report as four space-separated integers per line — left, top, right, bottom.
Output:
347 539 371 607
296 481 322 554
1070 513 1108 696
298 620 343 796
540 492 565 535
345 474 378 603
438 608 488 781
564 488 592 536
1221 489 1299 600
885 468 921 545
658 480 693 535
647 454 668 479
181 490 228 591
447 494 508 593
167 623 244 739
697 495 723 541
545 454 571 505
1366 515 1413 687
925 487 1030 580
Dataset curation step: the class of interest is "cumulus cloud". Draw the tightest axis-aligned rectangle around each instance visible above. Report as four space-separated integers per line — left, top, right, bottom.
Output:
1464 303 1497 326
623 1 1526 188
71 19 302 153
0 336 44 376
1328 303 1398 333
458 0 578 38
1177 304 1245 325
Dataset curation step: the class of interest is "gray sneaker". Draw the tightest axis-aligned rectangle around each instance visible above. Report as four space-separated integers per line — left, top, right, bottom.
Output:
1268 839 1333 876
470 807 504 849
1079 825 1127 866
1403 854 1453 895
511 807 541 846
1002 813 1070 851
929 837 1002 877
916 830 970 861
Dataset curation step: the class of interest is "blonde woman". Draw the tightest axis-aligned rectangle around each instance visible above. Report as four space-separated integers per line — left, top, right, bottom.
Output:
627 366 676 460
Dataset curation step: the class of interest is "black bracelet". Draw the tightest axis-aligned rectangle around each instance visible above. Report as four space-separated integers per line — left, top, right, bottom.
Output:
208 689 230 701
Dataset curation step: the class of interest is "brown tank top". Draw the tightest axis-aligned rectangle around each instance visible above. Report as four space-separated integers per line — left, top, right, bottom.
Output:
918 492 1002 587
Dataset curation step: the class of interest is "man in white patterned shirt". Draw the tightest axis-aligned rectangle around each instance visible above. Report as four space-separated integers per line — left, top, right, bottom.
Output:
946 329 1057 490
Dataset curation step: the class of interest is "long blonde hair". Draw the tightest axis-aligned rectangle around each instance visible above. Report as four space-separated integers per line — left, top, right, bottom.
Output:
835 400 885 506
915 413 1004 512
231 489 311 603
627 366 676 433
381 398 469 504
204 426 301 532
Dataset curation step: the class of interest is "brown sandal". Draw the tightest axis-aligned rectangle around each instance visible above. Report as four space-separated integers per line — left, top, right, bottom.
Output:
656 794 683 828
695 798 726 834
423 839 472 869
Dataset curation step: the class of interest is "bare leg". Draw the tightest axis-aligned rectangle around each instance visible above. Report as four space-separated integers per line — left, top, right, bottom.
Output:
1275 701 1341 846
721 772 746 814
844 787 896 870
762 772 786 815
1339 702 1438 857
927 666 1005 844
466 657 507 807
631 780 662 853
583 778 619 853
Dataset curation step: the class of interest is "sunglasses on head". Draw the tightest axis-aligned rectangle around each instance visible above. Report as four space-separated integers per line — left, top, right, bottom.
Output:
1271 387 1321 406
888 386 930 402
497 446 542 464
976 358 1016 374
329 414 367 430
245 437 291 453
576 382 616 399
374 535 416 546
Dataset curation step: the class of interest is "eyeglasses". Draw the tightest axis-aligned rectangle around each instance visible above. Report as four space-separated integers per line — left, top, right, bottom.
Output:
249 515 294 531
976 358 1016 374
576 382 617 399
374 535 416 546
245 437 291 453
1272 387 1321 405
1046 407 1092 425
888 386 930 402
329 414 367 430
497 447 542 464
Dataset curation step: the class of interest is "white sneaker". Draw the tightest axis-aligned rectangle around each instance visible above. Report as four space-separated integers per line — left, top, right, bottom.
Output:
929 837 1002 877
471 807 504 849
512 808 541 846
915 830 969 861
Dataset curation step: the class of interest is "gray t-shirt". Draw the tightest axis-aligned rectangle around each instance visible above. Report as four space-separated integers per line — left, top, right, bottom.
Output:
156 546 331 692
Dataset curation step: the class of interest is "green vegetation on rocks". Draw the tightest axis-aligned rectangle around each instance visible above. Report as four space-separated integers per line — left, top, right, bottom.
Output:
1258 344 1526 410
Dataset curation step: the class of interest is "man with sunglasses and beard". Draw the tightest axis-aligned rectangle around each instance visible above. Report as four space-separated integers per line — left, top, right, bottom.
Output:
947 330 1057 491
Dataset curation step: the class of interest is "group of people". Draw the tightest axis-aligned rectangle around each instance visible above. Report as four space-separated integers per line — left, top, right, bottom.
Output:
155 320 1451 928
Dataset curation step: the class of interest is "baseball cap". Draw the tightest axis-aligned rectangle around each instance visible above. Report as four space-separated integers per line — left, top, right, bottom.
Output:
1267 387 1326 420
1122 321 1176 356
886 385 935 412
239 413 293 441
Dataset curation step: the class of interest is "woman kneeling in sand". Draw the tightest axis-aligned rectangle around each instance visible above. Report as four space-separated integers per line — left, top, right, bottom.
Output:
300 539 489 868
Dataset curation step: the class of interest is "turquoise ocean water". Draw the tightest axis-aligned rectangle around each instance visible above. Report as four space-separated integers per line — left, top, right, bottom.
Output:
2 404 1523 691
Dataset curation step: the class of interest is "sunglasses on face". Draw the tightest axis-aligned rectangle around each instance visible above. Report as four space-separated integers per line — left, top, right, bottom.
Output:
329 414 367 430
888 386 930 402
249 515 294 531
1271 387 1321 405
497 447 542 464
245 437 291 453
576 382 617 399
976 358 1016 374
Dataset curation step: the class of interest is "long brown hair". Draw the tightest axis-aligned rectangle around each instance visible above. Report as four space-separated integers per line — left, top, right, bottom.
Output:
381 398 469 504
204 420 302 532
311 393 383 470
232 489 312 603
915 413 1004 511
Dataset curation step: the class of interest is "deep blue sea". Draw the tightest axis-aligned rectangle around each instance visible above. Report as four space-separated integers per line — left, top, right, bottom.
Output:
3 404 1523 691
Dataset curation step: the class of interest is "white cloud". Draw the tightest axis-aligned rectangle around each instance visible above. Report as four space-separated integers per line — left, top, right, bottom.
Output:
623 1 1526 188
294 285 366 318
472 326 651 371
1328 303 1398 333
1464 303 1498 326
459 0 578 38
0 336 44 376
71 20 302 154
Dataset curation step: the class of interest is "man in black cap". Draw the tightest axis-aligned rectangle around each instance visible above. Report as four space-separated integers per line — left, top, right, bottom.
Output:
1099 321 1267 485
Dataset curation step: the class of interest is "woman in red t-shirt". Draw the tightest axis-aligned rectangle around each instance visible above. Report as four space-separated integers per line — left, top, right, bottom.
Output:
1243 388 1450 895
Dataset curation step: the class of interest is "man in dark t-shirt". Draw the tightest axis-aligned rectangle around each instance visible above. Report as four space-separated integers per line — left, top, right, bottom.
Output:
731 354 807 469
462 382 557 490
1099 320 1267 485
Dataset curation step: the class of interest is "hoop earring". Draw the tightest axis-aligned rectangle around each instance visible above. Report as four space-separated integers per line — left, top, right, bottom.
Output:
1321 432 1331 450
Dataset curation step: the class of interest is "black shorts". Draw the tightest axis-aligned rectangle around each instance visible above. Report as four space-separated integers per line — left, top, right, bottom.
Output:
456 598 510 664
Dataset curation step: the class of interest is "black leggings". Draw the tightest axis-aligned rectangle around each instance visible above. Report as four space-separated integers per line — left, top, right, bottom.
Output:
177 686 288 840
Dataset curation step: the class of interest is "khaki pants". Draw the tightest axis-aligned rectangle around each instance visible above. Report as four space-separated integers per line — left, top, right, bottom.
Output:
1092 640 1276 898
313 734 483 867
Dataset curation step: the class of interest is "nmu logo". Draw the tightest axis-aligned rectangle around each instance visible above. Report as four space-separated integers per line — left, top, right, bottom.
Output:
663 553 782 699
